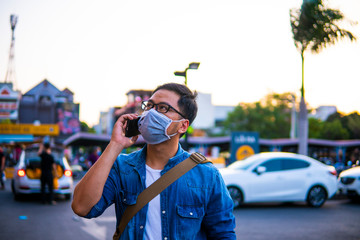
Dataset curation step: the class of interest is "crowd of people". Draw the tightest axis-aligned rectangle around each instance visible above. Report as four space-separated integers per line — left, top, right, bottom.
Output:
68 146 101 171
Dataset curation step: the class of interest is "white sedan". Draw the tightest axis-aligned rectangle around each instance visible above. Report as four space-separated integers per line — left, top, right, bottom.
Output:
11 145 73 200
338 166 360 201
220 152 338 208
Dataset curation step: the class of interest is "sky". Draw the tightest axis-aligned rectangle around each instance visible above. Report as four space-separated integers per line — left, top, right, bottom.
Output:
0 0 359 126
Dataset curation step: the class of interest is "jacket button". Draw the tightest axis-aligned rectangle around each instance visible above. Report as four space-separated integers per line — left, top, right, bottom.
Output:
190 212 193 216
140 226 144 229
162 210 166 214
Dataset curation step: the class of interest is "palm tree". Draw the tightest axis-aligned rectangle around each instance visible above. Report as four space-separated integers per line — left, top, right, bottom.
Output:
290 0 356 155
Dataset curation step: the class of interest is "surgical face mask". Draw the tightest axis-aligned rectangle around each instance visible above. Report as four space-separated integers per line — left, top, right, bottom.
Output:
138 109 184 145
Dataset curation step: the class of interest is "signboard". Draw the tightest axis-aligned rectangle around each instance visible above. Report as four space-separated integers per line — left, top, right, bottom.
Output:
56 102 80 135
0 84 20 120
231 132 259 162
0 124 59 136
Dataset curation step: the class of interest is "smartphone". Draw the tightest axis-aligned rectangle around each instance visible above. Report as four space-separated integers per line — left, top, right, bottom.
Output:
125 117 140 137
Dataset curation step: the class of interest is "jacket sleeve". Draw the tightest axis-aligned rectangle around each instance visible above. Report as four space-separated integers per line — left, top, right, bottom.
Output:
84 163 119 219
202 168 236 239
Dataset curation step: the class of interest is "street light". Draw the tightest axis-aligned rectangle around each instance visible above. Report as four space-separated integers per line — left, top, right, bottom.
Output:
174 62 200 85
174 62 200 151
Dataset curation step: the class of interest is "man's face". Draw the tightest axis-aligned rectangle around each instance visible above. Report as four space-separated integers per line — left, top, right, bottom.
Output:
148 89 188 137
148 89 183 120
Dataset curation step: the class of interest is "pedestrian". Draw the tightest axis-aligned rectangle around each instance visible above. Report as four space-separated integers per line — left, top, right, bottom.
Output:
0 146 6 190
38 143 58 205
72 83 236 239
85 147 99 168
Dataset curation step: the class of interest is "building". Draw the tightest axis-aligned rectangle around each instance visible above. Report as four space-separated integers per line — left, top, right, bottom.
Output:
96 89 152 135
0 82 21 123
192 92 215 129
96 89 236 136
310 106 337 121
18 79 80 143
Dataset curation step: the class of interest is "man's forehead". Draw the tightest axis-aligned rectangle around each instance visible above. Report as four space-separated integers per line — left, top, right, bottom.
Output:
150 89 180 105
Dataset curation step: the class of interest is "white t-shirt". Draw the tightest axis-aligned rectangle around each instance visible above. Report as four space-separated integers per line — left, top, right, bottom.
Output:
144 164 162 240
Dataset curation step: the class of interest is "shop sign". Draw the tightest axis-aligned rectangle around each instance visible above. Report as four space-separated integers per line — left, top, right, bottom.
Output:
231 132 259 162
0 124 59 136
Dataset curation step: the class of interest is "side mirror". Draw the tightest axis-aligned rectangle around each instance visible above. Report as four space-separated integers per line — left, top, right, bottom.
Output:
255 166 266 175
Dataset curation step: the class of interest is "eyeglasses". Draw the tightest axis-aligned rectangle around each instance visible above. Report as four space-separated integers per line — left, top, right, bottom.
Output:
141 101 186 119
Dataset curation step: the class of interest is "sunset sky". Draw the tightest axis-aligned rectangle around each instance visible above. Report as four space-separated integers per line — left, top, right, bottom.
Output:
0 0 359 126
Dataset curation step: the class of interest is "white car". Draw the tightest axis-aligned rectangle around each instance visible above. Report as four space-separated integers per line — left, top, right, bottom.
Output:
220 152 338 208
338 166 360 201
11 145 73 200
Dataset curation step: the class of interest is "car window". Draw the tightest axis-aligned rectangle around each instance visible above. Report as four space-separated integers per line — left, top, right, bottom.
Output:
227 155 261 170
25 148 64 164
282 159 310 170
259 159 282 172
26 158 41 169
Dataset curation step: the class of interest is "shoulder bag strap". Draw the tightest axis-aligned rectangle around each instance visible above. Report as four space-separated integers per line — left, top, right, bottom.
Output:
113 152 211 240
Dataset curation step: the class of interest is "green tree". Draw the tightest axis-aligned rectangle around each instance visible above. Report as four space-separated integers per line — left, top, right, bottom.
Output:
290 0 356 155
223 93 293 139
308 117 323 138
80 121 95 133
343 112 360 139
327 111 360 139
326 111 345 123
319 119 349 140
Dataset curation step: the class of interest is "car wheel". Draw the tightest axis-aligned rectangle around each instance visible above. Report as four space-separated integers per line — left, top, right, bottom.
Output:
307 186 327 208
11 185 22 201
349 195 360 203
12 182 22 201
227 186 243 208
65 193 72 200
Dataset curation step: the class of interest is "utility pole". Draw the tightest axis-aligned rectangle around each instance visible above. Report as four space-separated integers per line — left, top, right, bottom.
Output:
174 62 200 151
5 14 18 88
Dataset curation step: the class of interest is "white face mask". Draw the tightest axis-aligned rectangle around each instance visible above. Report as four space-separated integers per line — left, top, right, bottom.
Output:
138 109 183 145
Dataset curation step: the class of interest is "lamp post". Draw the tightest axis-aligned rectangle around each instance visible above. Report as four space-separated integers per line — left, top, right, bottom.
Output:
174 62 200 85
174 62 200 150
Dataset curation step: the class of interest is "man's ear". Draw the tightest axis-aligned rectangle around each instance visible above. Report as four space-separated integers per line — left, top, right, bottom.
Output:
179 119 189 134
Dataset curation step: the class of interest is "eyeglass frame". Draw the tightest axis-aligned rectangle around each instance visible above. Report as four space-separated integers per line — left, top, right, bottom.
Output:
141 100 187 119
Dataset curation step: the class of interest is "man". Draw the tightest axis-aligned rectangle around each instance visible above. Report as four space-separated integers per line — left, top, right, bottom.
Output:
86 147 100 168
0 146 6 190
72 83 236 239
38 143 57 205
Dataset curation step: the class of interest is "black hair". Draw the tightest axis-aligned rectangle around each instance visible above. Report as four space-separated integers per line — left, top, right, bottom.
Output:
152 83 198 126
44 143 51 150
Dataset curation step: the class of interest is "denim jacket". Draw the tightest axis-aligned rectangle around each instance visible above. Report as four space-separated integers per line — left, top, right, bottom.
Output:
85 144 236 239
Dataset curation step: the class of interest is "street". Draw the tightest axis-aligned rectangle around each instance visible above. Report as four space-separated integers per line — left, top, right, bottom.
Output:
0 179 359 240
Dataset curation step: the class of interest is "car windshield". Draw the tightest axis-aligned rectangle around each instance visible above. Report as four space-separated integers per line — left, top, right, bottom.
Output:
227 154 263 170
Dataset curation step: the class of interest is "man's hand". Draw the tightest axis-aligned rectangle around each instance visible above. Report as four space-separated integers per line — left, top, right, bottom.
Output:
72 113 140 217
110 113 139 149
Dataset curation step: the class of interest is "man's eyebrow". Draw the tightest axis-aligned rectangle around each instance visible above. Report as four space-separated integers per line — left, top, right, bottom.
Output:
148 100 171 105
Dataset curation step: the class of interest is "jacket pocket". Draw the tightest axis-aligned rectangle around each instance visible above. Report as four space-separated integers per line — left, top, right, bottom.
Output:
176 205 204 239
121 190 138 206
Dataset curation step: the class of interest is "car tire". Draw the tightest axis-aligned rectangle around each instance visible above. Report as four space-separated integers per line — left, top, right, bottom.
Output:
65 193 72 200
11 181 22 201
307 185 327 208
227 186 243 208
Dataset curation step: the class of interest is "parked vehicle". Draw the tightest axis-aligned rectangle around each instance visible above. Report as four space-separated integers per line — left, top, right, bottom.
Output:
220 152 338 208
11 145 73 200
338 166 360 201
